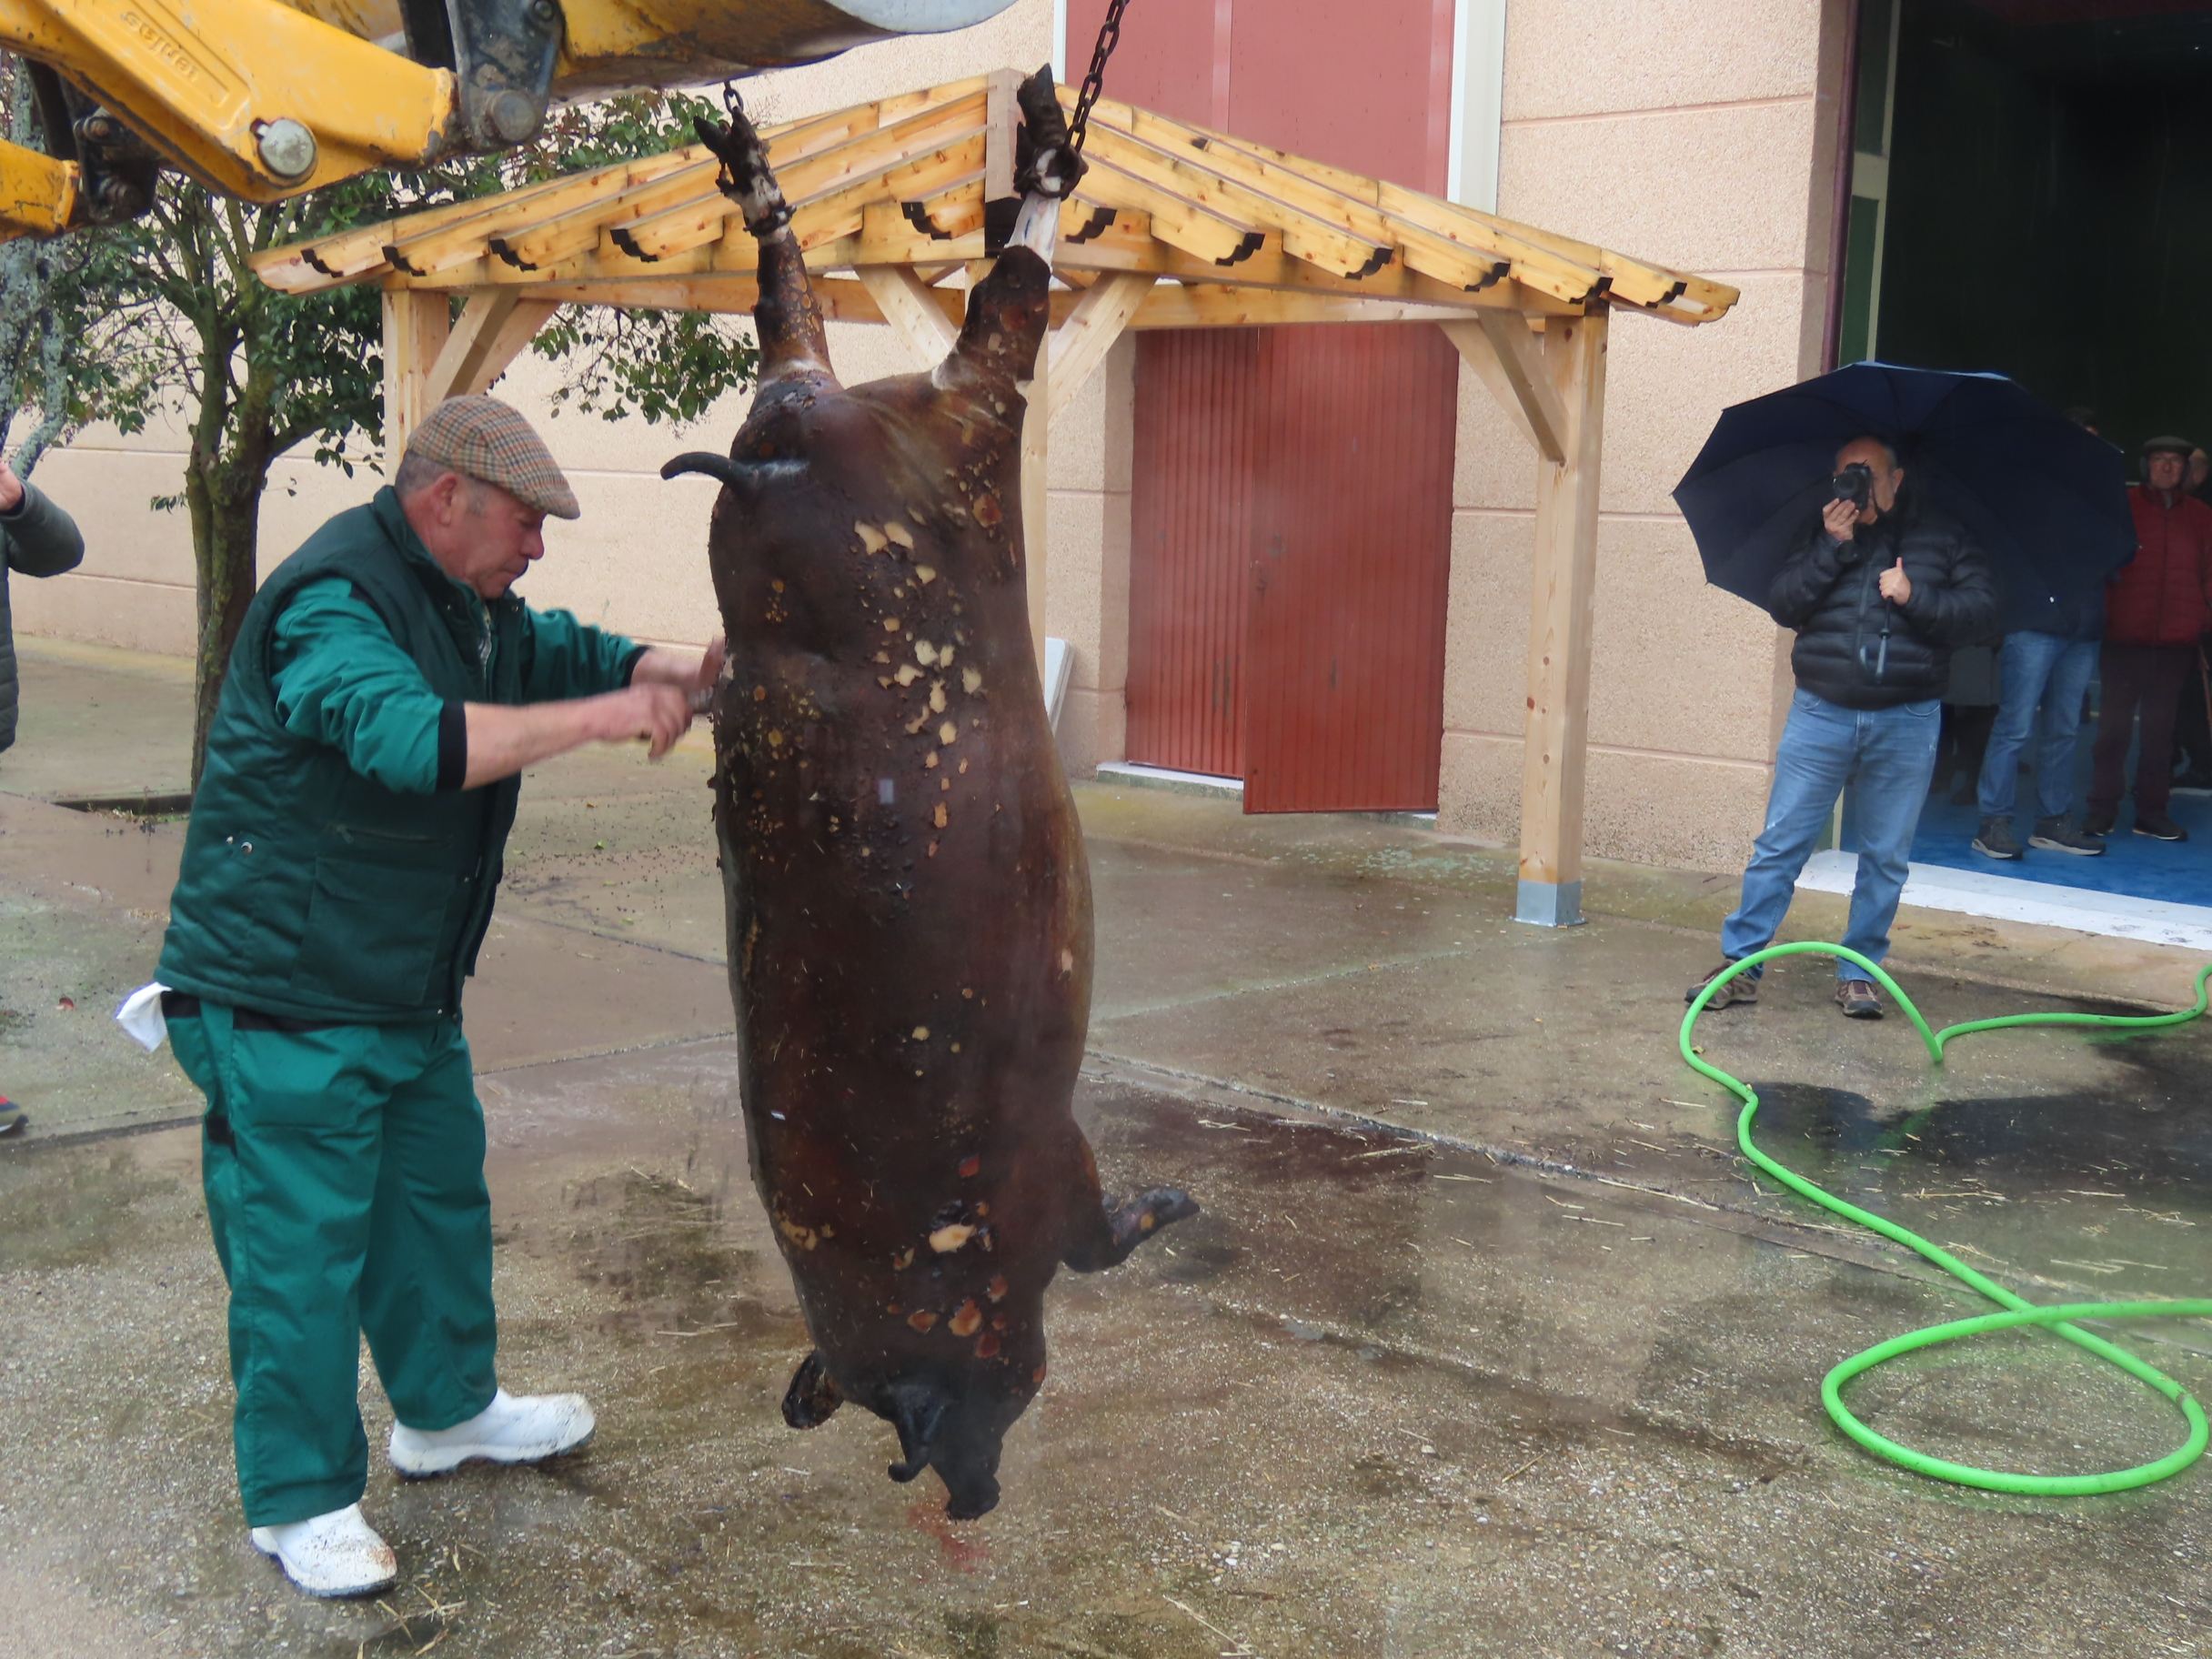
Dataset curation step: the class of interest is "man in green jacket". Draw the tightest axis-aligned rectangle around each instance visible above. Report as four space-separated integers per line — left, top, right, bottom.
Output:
155 396 721 1597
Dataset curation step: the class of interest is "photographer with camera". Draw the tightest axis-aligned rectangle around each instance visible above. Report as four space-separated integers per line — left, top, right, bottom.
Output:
1689 437 1996 1019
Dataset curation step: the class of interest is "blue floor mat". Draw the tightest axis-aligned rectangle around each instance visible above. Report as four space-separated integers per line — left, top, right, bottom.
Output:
1904 789 2212 907
1845 714 2212 910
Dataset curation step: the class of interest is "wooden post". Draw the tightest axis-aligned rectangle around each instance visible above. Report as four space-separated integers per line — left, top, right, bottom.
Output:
1516 308 1607 928
382 288 451 459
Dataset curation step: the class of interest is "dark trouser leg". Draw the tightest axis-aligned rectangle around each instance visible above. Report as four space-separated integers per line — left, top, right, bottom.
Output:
2168 643 2212 779
360 1021 498 1433
2132 645 2196 818
2088 644 2150 817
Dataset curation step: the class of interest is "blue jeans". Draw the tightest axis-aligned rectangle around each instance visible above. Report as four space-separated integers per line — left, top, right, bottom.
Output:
1722 689 1940 983
1976 631 2097 822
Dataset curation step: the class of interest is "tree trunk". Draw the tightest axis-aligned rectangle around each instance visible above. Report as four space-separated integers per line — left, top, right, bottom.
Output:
188 464 266 792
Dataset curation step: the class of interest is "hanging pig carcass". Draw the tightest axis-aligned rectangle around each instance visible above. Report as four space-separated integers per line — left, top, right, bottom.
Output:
662 75 1198 1521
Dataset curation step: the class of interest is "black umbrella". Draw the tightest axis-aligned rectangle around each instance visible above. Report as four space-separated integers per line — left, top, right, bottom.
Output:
1673 363 2135 630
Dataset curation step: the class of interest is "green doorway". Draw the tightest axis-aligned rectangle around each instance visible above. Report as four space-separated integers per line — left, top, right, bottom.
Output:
1830 0 2212 925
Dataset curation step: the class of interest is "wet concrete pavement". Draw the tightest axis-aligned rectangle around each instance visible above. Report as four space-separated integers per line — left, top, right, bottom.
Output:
3 639 2210 1656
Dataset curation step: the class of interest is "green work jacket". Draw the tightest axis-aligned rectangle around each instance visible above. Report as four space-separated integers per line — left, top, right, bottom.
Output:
160 488 640 1022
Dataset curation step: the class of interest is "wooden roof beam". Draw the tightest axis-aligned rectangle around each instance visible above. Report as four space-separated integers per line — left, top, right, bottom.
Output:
1126 284 1469 330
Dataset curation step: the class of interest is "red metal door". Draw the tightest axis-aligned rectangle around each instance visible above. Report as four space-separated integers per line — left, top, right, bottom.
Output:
1124 327 1458 810
1241 326 1458 813
1125 330 1259 778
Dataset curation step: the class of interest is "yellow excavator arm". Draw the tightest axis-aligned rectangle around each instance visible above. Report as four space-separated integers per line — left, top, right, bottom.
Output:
0 0 1017 240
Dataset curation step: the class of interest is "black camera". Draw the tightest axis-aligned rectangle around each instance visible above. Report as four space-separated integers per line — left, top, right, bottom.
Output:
1831 461 1874 510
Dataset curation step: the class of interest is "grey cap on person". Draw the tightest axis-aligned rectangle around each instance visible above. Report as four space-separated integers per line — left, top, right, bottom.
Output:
2143 434 2195 459
404 395 581 520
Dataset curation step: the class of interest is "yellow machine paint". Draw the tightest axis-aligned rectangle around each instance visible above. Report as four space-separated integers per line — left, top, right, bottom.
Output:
0 0 1015 239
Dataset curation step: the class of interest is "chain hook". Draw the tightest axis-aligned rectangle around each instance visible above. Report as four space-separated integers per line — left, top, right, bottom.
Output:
1067 0 1131 156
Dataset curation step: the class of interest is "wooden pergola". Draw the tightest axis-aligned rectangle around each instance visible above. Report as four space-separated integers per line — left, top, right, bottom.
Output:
254 73 1737 929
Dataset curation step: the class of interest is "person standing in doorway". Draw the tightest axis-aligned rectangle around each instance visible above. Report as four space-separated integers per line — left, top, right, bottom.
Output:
1969 406 2109 860
2085 436 2212 842
2167 444 2212 792
1688 437 1996 1020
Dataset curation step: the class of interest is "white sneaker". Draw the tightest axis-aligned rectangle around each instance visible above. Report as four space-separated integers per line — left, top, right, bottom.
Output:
387 1387 596 1478
248 1503 398 1598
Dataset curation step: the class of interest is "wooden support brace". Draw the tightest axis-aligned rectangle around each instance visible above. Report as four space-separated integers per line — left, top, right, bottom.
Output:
1516 309 1608 928
1443 315 1567 465
382 288 452 459
856 265 961 365
1045 272 1154 427
426 290 559 404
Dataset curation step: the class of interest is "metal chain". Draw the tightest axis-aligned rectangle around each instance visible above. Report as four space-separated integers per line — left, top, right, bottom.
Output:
1066 0 1131 155
721 79 745 120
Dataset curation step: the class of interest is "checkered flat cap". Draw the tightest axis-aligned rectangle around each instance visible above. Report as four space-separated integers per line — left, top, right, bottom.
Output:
407 395 580 520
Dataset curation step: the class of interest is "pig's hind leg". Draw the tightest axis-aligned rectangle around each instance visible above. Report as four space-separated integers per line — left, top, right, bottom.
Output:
1059 1137 1199 1272
694 100 831 384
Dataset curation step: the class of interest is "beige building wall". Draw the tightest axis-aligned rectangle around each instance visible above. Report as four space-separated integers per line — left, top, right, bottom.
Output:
1437 0 1847 872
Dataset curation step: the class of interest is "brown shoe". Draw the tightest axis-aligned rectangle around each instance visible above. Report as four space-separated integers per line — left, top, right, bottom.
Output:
1835 980 1884 1020
1686 962 1758 1009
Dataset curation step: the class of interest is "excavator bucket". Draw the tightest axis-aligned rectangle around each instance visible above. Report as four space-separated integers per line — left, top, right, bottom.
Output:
0 0 1021 239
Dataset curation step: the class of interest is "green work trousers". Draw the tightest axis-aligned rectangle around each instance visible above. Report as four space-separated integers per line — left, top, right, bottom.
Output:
168 1006 498 1526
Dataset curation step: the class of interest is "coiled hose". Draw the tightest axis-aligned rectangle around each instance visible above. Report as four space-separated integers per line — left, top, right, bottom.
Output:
1680 944 2212 1494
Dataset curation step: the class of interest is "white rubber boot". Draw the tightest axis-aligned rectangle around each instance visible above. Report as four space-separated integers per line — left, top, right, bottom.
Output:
387 1388 596 1478
248 1504 398 1598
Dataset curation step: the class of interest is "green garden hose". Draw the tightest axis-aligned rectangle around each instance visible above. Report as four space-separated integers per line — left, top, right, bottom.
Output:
1680 944 2212 1494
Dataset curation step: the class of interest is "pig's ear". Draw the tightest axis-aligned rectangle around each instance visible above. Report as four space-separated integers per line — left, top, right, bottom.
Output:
883 1380 950 1482
780 1351 844 1428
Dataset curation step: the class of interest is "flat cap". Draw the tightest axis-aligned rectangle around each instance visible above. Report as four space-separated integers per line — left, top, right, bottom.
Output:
2143 434 2195 458
406 395 580 520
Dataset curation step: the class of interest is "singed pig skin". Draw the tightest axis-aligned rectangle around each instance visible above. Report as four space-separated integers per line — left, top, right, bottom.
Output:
666 106 1195 1519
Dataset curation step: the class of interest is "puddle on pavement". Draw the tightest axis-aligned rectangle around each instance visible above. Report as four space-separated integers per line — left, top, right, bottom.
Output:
561 1165 782 1343
0 1144 177 1270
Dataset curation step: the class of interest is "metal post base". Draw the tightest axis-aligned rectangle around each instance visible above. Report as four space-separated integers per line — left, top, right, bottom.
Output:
1514 878 1584 929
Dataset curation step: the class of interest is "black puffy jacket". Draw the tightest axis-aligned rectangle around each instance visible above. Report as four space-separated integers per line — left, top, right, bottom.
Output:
1766 503 1997 710
1 482 87 754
